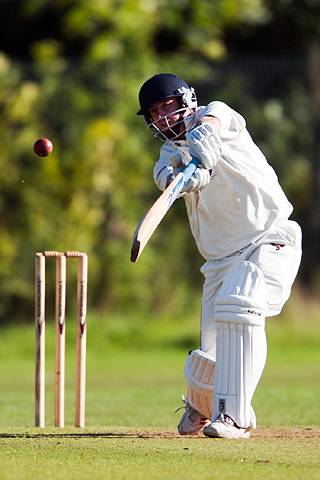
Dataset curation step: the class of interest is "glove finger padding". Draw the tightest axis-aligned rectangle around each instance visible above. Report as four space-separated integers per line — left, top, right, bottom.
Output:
186 123 222 170
183 167 211 193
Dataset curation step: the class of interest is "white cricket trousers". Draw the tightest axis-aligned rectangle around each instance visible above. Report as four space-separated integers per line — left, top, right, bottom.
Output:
200 219 302 356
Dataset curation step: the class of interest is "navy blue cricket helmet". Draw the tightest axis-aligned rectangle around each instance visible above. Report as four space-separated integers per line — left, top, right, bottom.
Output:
137 73 197 115
137 73 197 140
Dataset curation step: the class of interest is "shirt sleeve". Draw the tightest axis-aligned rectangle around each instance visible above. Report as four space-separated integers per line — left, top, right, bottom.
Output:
196 101 246 141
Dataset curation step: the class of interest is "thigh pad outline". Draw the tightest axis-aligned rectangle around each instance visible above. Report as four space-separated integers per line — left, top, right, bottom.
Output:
214 261 267 327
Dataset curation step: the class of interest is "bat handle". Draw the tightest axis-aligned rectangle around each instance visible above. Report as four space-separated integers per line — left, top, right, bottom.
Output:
181 157 201 187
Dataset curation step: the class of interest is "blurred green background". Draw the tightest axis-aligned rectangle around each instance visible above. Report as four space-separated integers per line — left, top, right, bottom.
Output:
0 5 319 477
0 0 319 323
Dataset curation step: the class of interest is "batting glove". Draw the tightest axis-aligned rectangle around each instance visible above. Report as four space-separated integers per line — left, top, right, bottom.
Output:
161 141 183 168
153 142 182 191
182 167 212 193
186 123 222 170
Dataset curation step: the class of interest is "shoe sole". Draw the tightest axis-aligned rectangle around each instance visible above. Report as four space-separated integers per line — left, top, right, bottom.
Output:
178 419 211 436
203 425 250 439
178 422 211 436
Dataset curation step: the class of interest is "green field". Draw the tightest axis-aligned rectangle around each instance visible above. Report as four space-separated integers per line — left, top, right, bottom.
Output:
0 295 319 479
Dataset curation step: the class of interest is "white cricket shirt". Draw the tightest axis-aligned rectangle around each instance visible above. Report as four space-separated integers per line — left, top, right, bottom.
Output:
174 101 293 260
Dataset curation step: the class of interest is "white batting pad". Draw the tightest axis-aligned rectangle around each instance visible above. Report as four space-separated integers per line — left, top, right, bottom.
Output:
213 261 267 428
184 349 216 419
214 261 267 327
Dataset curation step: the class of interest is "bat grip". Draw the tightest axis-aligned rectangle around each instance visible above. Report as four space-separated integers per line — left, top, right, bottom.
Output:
181 157 201 188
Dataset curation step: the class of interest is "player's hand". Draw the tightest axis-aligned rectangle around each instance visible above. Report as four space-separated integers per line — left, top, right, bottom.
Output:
186 123 222 170
182 167 211 193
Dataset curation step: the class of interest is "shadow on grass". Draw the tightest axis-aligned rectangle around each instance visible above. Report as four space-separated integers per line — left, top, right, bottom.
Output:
1 427 320 440
0 432 183 439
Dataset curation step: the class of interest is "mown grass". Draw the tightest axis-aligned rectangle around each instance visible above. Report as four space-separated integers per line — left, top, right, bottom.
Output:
0 435 319 480
0 290 319 479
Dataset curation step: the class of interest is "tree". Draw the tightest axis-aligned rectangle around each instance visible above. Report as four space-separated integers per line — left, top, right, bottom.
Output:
1 0 319 322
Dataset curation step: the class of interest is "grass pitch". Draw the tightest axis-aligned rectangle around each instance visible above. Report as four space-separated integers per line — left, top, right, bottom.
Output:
0 295 319 479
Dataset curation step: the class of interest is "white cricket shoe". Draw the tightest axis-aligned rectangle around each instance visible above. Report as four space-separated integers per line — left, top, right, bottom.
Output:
177 398 210 435
203 414 251 439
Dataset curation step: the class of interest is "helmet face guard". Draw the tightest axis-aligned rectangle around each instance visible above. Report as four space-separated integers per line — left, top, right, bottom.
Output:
137 74 197 140
146 105 195 141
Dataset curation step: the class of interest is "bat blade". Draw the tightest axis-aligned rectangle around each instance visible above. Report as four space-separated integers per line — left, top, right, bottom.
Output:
130 158 199 262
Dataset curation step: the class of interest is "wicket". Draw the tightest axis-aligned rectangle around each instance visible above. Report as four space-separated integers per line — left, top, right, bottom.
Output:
35 251 88 428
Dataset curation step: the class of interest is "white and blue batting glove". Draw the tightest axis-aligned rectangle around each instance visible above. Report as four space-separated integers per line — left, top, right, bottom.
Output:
161 141 183 168
186 123 222 170
153 142 182 191
182 167 211 193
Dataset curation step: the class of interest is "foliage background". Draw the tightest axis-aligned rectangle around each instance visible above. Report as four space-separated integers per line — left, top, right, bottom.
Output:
0 0 319 323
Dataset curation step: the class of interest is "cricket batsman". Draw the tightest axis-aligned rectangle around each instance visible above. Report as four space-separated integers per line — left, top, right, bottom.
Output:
136 73 302 439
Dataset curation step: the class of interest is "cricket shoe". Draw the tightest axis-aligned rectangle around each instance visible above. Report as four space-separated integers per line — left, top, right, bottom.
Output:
203 414 251 439
176 397 210 435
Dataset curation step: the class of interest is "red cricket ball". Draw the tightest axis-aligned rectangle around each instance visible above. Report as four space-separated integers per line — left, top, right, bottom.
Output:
33 138 53 157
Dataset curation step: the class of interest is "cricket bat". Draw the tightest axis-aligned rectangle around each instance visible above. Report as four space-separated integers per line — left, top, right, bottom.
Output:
130 157 200 262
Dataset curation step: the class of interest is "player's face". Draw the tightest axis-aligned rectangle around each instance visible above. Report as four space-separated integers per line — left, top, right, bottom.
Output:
149 98 181 127
148 97 194 140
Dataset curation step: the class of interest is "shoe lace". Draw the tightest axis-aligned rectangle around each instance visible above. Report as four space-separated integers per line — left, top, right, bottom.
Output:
175 396 207 424
213 414 251 431
174 395 188 414
214 413 236 426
